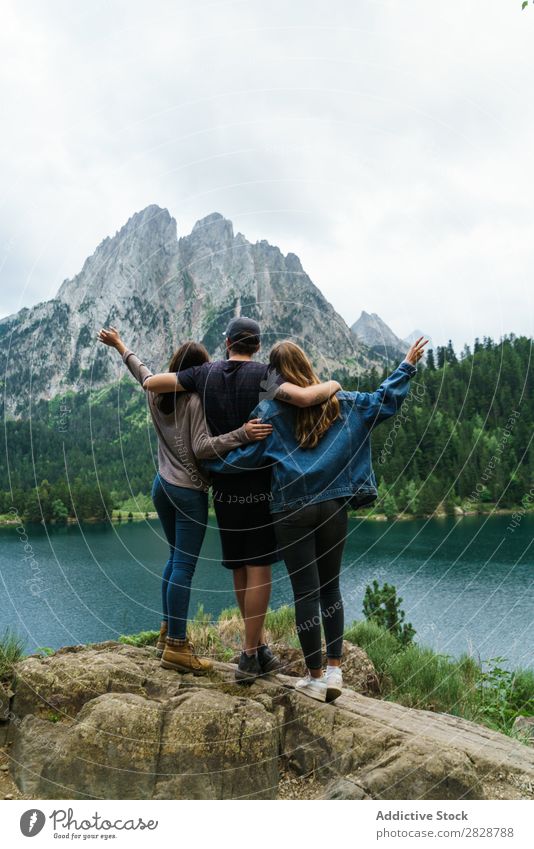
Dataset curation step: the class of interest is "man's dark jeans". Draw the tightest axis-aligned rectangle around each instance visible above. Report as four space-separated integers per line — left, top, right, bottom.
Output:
274 499 348 670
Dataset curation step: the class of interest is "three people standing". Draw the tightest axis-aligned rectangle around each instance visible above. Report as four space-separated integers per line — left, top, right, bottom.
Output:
99 318 339 681
99 319 426 699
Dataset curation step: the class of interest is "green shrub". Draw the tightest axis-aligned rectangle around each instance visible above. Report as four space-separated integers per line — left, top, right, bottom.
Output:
476 658 534 732
34 647 55 657
119 630 159 648
363 580 415 645
345 621 533 738
509 668 534 714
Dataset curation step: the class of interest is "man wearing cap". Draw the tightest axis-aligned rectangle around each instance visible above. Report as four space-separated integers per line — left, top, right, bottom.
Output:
144 317 340 682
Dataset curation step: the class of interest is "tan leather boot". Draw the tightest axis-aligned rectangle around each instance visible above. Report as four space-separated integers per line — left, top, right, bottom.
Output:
155 621 168 657
161 638 212 675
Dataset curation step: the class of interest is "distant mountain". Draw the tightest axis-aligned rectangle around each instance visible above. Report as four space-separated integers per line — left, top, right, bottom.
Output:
351 310 407 361
0 206 386 416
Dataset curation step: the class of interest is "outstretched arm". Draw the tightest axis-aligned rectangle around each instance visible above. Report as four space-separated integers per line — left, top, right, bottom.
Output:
352 337 428 427
98 327 153 387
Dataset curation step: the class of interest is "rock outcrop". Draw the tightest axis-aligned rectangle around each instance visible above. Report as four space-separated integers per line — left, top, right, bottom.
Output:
0 206 380 416
3 643 533 800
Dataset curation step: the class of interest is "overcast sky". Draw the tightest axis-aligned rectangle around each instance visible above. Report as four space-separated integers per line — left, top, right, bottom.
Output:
1 0 533 348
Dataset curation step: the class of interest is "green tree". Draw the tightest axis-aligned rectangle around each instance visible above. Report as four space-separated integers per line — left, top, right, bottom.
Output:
363 581 416 646
51 499 69 523
418 474 443 516
400 480 420 515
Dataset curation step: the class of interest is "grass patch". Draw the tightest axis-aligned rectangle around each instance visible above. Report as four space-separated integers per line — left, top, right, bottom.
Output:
386 646 479 719
0 628 25 680
345 621 534 737
119 630 159 648
119 603 299 662
344 619 403 674
264 605 297 644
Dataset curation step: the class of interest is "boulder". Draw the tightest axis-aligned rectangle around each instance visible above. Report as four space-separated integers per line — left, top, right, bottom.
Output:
6 644 534 800
11 642 172 719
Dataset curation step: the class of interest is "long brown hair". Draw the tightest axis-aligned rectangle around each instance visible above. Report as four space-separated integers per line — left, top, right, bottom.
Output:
156 341 210 414
269 341 340 449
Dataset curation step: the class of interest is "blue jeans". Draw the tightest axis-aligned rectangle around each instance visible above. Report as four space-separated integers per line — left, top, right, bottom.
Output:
151 474 208 640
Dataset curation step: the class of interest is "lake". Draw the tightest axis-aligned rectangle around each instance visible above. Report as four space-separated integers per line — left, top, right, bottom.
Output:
0 514 532 669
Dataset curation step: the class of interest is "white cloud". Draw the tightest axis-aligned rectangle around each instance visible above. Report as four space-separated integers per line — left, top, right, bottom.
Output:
1 0 533 348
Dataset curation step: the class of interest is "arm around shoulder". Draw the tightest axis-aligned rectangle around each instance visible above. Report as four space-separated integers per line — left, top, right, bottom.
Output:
275 379 341 408
143 373 185 393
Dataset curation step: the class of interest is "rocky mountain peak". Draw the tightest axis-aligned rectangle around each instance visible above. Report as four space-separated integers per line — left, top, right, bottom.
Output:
190 212 234 246
351 310 406 357
0 206 390 415
57 205 178 313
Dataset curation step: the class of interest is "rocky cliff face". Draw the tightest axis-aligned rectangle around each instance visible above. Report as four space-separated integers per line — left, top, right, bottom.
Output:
1 206 379 416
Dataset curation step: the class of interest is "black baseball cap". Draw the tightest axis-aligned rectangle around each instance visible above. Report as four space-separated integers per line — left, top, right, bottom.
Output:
223 316 261 344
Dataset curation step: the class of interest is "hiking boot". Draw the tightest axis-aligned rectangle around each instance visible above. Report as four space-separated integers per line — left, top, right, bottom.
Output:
257 643 282 674
235 651 262 684
161 638 212 675
155 621 168 658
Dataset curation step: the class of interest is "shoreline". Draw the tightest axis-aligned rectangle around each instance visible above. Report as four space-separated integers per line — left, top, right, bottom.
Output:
1 504 532 527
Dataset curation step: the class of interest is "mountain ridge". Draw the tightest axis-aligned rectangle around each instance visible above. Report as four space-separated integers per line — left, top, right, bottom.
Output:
0 206 387 416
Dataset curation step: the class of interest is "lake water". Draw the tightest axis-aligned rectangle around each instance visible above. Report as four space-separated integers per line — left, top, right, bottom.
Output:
0 514 532 668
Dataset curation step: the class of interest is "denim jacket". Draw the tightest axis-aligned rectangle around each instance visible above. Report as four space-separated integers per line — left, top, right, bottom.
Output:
207 360 417 513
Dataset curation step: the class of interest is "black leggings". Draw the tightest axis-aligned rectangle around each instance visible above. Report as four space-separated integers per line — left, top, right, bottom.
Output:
274 499 348 670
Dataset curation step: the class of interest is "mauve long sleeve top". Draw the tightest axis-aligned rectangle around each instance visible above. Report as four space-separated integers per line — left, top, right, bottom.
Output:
122 349 251 491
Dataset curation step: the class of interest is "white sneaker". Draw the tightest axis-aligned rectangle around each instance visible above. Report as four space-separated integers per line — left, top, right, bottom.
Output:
295 674 327 702
325 666 343 702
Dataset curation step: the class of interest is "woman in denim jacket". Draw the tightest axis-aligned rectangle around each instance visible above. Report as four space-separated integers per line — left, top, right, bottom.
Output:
208 337 427 702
